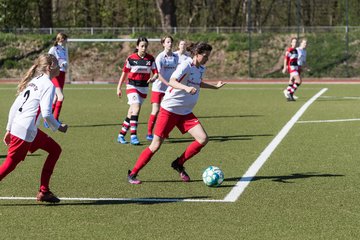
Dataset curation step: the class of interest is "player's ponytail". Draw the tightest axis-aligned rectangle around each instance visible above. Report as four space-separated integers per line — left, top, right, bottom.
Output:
53 32 68 46
17 54 57 95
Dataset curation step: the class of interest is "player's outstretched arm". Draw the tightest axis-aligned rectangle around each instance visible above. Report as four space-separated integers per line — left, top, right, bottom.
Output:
200 81 226 89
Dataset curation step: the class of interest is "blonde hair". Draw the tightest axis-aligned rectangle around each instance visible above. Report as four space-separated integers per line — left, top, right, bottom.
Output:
17 54 57 95
53 32 68 46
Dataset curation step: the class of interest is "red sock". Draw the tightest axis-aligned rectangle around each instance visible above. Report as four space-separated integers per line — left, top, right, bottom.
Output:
39 140 62 192
53 101 63 120
131 147 154 175
147 114 157 135
177 140 205 165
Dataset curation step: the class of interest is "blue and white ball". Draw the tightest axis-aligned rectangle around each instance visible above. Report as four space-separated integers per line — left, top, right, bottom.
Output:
202 166 224 187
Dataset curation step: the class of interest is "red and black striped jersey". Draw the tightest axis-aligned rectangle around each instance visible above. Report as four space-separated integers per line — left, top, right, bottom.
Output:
123 53 158 84
285 47 298 72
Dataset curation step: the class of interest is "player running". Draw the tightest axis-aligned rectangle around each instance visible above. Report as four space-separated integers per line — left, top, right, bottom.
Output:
127 42 226 184
282 37 300 101
117 37 158 145
146 35 179 141
1 54 68 203
47 32 68 122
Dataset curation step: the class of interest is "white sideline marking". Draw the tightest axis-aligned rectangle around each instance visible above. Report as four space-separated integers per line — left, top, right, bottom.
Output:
0 88 328 204
298 118 360 124
223 88 328 202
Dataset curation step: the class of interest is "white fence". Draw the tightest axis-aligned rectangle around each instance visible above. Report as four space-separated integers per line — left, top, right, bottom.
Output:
1 26 360 35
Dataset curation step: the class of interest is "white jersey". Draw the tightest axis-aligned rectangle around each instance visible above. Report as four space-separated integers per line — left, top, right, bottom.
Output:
6 74 60 142
296 47 307 67
152 51 179 93
48 45 68 72
161 61 206 115
174 51 192 64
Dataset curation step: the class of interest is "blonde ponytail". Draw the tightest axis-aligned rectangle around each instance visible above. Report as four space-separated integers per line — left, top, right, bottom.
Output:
16 54 58 95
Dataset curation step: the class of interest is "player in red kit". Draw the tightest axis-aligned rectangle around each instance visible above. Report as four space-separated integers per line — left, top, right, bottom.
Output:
282 37 300 101
116 37 158 145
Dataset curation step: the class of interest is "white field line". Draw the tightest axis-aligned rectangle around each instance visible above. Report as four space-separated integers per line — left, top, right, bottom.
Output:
223 88 328 202
0 88 327 204
298 118 360 124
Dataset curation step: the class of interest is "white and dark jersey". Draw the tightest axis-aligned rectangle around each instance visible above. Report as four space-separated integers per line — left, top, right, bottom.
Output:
48 45 68 72
6 74 60 142
161 61 206 115
296 47 307 67
174 51 192 65
152 51 179 93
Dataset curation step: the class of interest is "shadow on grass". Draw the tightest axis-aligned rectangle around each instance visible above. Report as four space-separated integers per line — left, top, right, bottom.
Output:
224 172 344 184
67 114 263 128
198 114 264 119
0 196 210 207
166 134 273 143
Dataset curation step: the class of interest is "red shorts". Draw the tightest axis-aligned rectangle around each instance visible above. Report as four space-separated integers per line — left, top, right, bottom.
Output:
28 129 56 154
151 91 165 104
51 71 66 89
154 108 201 138
6 135 32 163
6 129 51 163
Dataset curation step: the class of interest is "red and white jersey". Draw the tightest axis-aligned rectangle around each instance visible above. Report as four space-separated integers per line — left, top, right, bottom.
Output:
285 47 298 73
48 45 67 72
296 47 307 67
174 51 192 64
123 53 158 87
152 50 179 93
161 61 206 115
6 74 60 142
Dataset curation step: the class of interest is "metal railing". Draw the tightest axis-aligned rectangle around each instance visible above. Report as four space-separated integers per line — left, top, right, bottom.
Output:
1 26 360 35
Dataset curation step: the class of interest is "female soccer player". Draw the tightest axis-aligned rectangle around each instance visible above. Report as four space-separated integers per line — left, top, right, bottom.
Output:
48 32 68 121
117 37 158 145
1 54 68 203
127 42 226 184
282 37 300 101
297 39 308 76
146 35 179 141
174 40 192 64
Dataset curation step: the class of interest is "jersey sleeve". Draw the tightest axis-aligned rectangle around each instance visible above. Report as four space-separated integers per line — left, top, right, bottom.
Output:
40 85 60 131
152 57 158 74
170 62 190 82
122 57 131 73
6 96 22 131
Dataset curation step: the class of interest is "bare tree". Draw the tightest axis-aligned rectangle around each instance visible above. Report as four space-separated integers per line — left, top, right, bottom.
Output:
155 0 176 33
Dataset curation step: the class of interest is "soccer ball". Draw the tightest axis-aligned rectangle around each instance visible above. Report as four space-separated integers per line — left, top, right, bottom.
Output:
202 166 224 187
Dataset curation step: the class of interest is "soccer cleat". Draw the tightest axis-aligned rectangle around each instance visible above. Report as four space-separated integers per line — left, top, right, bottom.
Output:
117 134 128 144
293 95 299 100
171 159 190 182
127 170 142 184
36 190 60 203
283 89 290 99
146 134 153 141
130 135 140 145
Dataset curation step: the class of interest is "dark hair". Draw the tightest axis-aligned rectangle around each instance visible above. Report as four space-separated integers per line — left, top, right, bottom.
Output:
161 35 174 44
187 42 212 56
134 37 149 52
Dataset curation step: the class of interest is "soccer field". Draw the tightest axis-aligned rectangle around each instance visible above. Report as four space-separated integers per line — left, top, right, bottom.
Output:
1 83 359 239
